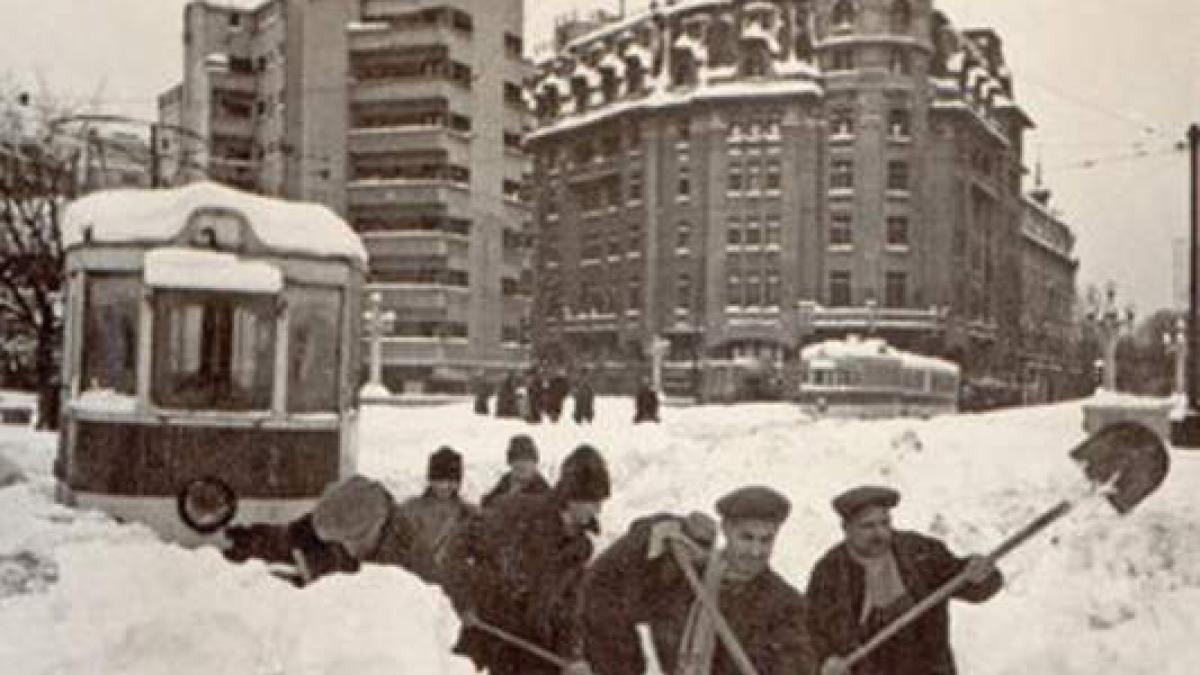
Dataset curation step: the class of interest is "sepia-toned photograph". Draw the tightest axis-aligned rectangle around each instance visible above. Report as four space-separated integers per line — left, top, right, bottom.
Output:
1 1 1197 673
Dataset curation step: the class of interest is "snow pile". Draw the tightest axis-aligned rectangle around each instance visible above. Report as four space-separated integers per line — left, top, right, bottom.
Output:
3 397 1200 673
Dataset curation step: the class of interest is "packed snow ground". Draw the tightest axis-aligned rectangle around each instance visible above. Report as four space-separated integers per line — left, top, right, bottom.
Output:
2 396 1199 674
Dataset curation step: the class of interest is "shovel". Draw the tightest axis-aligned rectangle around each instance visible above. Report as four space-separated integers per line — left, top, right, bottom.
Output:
843 420 1171 669
468 616 570 669
668 542 763 675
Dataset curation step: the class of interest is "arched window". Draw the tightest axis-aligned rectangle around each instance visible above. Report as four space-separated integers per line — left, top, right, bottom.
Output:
891 0 912 33
831 0 855 30
673 53 699 87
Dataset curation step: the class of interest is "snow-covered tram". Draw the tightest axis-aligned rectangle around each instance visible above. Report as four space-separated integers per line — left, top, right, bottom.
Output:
55 182 367 544
797 337 960 418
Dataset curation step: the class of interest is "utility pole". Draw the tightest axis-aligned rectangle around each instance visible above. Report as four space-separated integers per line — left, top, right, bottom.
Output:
148 123 160 188
1175 124 1200 445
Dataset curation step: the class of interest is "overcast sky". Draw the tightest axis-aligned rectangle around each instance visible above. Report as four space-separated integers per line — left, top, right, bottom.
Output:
1 0 1197 315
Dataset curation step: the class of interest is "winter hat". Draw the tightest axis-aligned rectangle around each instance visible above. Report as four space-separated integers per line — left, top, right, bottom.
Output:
507 435 539 463
428 446 464 482
716 486 791 524
312 476 391 545
832 485 900 522
555 444 611 502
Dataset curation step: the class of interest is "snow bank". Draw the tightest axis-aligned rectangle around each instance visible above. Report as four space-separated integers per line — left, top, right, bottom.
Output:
3 398 1200 673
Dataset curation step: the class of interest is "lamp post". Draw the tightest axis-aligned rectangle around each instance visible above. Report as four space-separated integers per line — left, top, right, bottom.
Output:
1085 282 1134 392
1163 316 1187 398
360 291 396 398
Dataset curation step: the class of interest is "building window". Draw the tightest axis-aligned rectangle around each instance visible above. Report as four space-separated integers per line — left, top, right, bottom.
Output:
628 280 643 309
890 48 911 74
745 273 763 306
886 216 910 246
677 117 691 142
830 213 853 245
827 48 855 72
829 271 852 307
830 158 854 190
728 163 744 192
830 109 855 136
504 82 524 108
765 216 781 245
628 168 643 203
832 0 856 29
744 219 762 245
887 160 910 191
891 0 912 33
885 271 907 307
504 33 523 59
765 273 781 307
727 217 742 245
676 221 692 249
678 165 691 198
888 109 911 138
677 273 692 310
727 275 742 306
451 9 473 32
765 160 781 191
504 131 523 151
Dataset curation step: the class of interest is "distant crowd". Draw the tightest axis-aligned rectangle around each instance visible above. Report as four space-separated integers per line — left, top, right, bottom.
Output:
474 369 661 425
220 432 1004 675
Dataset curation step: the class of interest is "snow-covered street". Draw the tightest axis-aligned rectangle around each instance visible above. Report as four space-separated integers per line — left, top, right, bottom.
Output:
2 397 1198 674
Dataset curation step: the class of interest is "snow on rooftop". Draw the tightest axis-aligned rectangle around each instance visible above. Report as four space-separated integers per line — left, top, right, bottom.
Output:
564 0 728 52
144 248 283 294
62 182 367 263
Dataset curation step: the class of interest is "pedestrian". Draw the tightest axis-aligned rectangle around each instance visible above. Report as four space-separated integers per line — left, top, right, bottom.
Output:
389 446 479 584
806 486 1003 675
572 373 596 424
442 444 611 675
473 372 492 416
482 434 552 508
645 485 819 674
524 370 544 424
633 376 660 423
223 475 401 586
546 369 570 422
495 373 519 418
580 510 717 675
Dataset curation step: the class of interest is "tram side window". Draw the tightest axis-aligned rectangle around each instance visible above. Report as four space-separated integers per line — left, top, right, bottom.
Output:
287 286 342 413
151 292 276 411
82 275 140 395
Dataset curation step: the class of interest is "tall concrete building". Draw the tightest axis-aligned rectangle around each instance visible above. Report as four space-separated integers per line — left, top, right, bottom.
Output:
1019 185 1080 402
525 0 1075 399
161 0 532 392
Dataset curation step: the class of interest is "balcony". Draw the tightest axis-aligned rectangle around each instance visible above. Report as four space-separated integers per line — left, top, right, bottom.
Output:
211 72 257 94
347 179 470 211
379 337 471 365
351 78 471 111
347 125 470 164
372 285 469 313
802 305 946 333
209 114 254 138
348 23 469 54
362 230 469 260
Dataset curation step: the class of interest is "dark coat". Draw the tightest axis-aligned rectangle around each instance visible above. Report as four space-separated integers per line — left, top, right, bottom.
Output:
495 377 519 418
581 513 699 675
572 381 596 423
481 471 552 509
634 384 660 423
388 491 478 584
648 561 819 675
525 375 545 423
442 493 594 674
546 375 570 420
806 531 1004 675
473 379 491 415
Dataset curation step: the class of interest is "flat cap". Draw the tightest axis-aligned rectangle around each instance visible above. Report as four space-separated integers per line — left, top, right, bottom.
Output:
506 434 539 463
832 485 900 521
715 486 791 524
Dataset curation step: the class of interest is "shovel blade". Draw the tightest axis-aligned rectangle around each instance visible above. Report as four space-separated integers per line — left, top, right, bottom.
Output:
1069 421 1170 514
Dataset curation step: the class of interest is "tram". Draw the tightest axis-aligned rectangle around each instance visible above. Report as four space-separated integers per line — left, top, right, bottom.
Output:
797 336 960 418
55 182 367 544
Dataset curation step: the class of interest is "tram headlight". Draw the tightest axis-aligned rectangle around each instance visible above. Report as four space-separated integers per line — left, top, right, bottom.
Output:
176 477 238 534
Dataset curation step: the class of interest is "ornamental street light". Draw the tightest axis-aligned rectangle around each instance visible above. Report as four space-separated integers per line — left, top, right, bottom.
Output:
1085 282 1134 392
1164 316 1187 397
361 291 396 398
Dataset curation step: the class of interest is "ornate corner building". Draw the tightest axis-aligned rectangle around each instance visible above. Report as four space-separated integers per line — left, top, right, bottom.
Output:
525 0 1078 400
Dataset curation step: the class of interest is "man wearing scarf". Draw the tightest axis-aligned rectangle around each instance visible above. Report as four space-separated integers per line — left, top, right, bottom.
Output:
806 486 1003 675
648 486 819 675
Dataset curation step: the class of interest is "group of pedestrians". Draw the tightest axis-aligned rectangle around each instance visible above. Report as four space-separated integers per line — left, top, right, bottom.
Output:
222 439 1004 675
475 370 665 425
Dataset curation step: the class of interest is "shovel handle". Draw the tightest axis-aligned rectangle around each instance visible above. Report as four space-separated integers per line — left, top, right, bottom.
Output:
472 618 570 669
668 542 762 675
846 499 1073 668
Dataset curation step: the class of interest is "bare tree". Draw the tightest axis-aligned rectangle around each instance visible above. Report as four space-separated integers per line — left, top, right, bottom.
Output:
0 81 92 429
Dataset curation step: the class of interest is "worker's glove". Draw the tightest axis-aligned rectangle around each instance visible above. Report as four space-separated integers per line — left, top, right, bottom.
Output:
820 656 850 675
647 512 716 560
561 660 595 675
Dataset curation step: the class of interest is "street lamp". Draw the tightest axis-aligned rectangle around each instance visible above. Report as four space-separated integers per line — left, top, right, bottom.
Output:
360 291 396 398
1163 316 1187 398
1085 282 1134 392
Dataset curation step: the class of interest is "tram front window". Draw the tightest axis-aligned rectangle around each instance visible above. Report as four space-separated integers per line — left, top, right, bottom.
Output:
151 292 276 411
83 275 140 395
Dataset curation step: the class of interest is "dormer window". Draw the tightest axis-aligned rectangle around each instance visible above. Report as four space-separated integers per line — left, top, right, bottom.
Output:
741 44 771 77
673 53 699 88
888 108 911 138
831 0 856 30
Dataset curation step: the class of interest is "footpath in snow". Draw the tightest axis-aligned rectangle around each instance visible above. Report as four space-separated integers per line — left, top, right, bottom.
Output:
2 396 1199 674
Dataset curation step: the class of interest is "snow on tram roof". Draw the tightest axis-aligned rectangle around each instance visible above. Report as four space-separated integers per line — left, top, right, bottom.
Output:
801 337 959 373
62 182 367 262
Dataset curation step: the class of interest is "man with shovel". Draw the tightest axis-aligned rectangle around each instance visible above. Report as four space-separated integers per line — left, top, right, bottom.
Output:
442 444 611 675
806 486 1003 675
646 485 819 675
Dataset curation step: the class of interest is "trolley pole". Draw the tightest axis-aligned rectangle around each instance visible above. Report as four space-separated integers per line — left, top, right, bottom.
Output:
1174 123 1200 446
